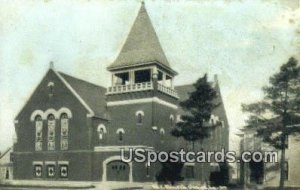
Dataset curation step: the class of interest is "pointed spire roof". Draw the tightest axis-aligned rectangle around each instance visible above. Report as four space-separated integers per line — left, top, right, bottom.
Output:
108 2 175 73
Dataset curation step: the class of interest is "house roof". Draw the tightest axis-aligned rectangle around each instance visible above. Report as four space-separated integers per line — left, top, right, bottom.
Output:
107 2 172 72
175 81 229 126
58 72 108 119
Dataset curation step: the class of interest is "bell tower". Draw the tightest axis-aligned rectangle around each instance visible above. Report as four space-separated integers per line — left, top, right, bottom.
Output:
106 2 178 103
105 3 178 149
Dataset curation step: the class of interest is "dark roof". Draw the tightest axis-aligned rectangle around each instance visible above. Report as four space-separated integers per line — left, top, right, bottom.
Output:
58 72 108 119
175 82 229 125
107 3 171 71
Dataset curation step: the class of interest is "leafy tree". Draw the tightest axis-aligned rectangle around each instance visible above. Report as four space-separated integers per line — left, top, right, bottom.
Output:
156 161 184 185
242 57 300 190
171 74 220 150
209 161 230 186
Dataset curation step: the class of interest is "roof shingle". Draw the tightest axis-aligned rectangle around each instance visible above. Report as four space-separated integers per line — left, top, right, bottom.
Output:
59 72 107 119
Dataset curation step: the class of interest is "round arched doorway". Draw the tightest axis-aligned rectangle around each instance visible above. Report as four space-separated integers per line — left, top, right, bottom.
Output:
102 155 133 182
107 160 129 181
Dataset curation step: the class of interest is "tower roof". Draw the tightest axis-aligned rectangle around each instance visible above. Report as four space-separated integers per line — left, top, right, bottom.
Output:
108 2 175 73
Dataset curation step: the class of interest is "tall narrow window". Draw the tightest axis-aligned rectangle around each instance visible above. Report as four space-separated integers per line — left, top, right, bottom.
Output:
47 114 56 150
160 128 165 144
137 113 142 125
97 124 107 140
116 128 125 141
47 82 54 97
60 113 69 150
119 132 123 141
136 111 144 125
35 115 43 151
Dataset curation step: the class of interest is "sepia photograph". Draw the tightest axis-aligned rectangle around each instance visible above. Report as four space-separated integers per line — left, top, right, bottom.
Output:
0 0 300 189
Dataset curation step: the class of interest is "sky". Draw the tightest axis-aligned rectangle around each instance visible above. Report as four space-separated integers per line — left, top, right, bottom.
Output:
0 0 300 153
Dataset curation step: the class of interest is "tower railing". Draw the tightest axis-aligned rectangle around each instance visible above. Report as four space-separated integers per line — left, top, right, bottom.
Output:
157 83 179 98
106 82 153 94
106 82 179 98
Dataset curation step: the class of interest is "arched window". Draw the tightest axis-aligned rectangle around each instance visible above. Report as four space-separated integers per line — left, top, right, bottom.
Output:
35 115 43 151
47 114 56 150
119 132 123 141
47 82 54 97
160 128 165 135
116 128 125 141
137 114 142 124
160 128 165 143
60 113 69 150
97 124 107 140
136 111 144 125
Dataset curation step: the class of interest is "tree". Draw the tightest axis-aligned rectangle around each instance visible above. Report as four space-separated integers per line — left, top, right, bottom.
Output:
242 57 300 190
171 74 220 150
156 161 184 185
209 161 230 186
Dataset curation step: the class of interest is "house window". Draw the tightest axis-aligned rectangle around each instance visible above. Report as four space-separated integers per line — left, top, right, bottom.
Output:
47 165 55 178
119 132 123 141
59 165 68 178
35 115 43 151
34 164 43 178
136 111 144 125
116 128 125 141
97 124 107 140
284 161 289 180
60 113 69 150
137 114 142 125
47 114 56 150
160 128 165 143
47 82 54 97
185 165 195 179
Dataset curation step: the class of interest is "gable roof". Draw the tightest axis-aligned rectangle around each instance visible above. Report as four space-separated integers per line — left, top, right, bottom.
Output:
57 71 108 119
107 2 172 71
175 82 229 126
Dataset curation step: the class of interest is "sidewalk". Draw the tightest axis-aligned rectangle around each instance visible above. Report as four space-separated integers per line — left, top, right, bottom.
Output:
0 180 148 190
0 179 95 189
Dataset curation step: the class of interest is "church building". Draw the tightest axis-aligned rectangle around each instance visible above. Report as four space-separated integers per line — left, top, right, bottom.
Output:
12 3 229 182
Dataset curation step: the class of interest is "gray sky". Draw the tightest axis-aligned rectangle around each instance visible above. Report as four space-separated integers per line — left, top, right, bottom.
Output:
0 0 299 152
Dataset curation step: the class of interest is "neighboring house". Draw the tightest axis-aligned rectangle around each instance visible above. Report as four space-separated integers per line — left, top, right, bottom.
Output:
0 147 13 180
238 124 300 189
12 3 229 183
